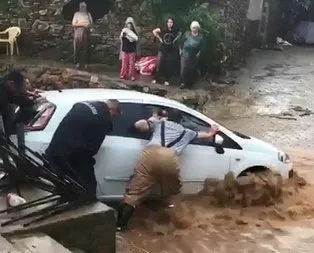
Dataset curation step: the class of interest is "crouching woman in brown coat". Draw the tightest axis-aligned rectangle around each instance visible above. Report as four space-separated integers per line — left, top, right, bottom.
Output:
116 109 219 231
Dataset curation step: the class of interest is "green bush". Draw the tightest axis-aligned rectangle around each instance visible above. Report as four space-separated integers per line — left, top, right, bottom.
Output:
149 0 228 74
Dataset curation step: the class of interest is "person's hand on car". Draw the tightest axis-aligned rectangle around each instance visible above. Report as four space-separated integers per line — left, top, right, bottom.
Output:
35 96 47 103
34 88 44 94
210 124 219 135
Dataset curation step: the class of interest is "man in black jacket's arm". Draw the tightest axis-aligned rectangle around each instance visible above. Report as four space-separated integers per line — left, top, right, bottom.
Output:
0 71 40 152
0 70 37 140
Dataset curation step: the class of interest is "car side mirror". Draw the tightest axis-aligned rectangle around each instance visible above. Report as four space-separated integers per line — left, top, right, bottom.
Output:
214 134 224 154
215 134 224 146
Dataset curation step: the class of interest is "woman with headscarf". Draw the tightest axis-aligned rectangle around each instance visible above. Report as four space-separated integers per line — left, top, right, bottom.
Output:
119 17 139 81
72 2 93 69
152 18 181 86
179 21 204 89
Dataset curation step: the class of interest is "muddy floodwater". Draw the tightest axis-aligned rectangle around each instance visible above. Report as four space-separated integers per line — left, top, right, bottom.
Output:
117 47 314 253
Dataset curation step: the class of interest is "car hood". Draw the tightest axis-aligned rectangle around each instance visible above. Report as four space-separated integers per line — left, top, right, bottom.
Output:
239 136 280 155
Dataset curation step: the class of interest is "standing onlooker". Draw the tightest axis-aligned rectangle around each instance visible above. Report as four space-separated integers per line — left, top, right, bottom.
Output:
119 17 139 81
152 18 181 86
179 21 204 89
72 2 93 69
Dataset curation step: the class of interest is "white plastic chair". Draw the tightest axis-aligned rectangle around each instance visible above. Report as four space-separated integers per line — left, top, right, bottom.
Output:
0 27 21 56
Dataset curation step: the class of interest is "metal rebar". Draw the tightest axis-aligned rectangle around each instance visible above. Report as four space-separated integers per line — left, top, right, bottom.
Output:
0 194 60 214
23 201 78 227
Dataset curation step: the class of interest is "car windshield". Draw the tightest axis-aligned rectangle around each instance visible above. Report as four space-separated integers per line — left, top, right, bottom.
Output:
14 101 48 125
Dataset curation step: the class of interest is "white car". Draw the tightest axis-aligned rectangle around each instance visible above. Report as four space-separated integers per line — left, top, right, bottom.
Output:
18 88 293 201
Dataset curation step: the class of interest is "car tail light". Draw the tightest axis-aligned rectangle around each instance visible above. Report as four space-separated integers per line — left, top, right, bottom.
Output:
25 104 56 132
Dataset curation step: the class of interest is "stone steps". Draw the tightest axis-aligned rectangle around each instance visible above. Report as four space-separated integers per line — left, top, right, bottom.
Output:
1 233 74 253
0 235 21 253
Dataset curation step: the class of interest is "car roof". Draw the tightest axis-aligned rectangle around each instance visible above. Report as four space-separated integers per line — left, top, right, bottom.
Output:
43 88 188 109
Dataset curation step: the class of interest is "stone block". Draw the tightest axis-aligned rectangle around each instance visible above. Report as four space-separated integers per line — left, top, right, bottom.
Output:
0 235 21 253
1 189 116 253
9 232 72 253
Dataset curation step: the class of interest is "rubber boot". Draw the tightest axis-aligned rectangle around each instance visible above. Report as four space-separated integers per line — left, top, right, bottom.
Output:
116 203 134 231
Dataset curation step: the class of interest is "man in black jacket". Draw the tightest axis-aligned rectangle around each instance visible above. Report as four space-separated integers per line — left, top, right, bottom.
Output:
0 71 38 202
45 99 120 197
0 71 36 135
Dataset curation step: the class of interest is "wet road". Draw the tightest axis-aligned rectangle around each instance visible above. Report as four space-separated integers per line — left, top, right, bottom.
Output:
211 47 314 149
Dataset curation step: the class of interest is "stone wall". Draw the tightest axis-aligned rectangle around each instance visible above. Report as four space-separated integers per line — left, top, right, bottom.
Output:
0 0 251 68
0 0 156 65
222 0 250 67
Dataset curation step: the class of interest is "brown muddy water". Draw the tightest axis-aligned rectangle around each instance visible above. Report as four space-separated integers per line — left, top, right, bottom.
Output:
117 47 314 253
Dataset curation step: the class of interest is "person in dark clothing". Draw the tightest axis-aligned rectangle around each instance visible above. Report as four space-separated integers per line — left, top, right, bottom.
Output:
0 70 39 205
119 17 139 81
45 99 121 196
0 71 37 139
152 18 181 86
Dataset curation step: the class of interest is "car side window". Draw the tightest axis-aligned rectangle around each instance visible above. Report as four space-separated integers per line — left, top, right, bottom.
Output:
179 113 215 146
111 102 150 140
180 113 242 149
142 104 213 146
142 104 242 149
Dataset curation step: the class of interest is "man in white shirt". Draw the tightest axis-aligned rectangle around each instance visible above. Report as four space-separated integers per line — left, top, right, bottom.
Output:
72 2 93 69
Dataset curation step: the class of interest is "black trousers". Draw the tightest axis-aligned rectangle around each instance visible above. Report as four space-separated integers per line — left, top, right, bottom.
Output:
154 49 180 82
46 152 97 196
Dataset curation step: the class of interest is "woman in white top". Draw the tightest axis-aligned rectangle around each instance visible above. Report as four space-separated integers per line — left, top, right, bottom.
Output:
72 2 93 69
119 17 139 81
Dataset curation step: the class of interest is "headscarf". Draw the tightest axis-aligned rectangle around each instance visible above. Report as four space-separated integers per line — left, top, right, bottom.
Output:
79 2 87 12
190 21 201 30
124 17 138 35
119 17 140 60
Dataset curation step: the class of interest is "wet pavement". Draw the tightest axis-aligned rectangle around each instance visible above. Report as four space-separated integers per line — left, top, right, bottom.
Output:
212 47 314 149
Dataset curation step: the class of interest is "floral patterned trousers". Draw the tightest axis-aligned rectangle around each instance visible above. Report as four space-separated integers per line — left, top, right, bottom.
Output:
120 52 136 80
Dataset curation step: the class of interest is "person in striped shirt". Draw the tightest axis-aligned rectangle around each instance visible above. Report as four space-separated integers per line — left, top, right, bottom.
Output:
116 109 219 231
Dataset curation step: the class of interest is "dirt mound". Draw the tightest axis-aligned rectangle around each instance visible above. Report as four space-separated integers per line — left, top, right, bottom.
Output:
201 171 306 207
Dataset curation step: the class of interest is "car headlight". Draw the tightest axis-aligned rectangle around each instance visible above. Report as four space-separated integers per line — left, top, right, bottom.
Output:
277 152 290 163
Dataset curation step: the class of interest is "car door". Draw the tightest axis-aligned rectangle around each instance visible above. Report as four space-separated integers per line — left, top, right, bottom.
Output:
177 112 232 194
142 104 233 194
95 102 150 199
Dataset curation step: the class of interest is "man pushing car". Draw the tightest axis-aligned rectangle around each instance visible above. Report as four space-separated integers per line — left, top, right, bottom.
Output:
116 108 219 231
45 99 120 197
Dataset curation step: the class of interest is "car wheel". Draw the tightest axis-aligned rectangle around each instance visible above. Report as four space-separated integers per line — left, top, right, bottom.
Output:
238 166 268 177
